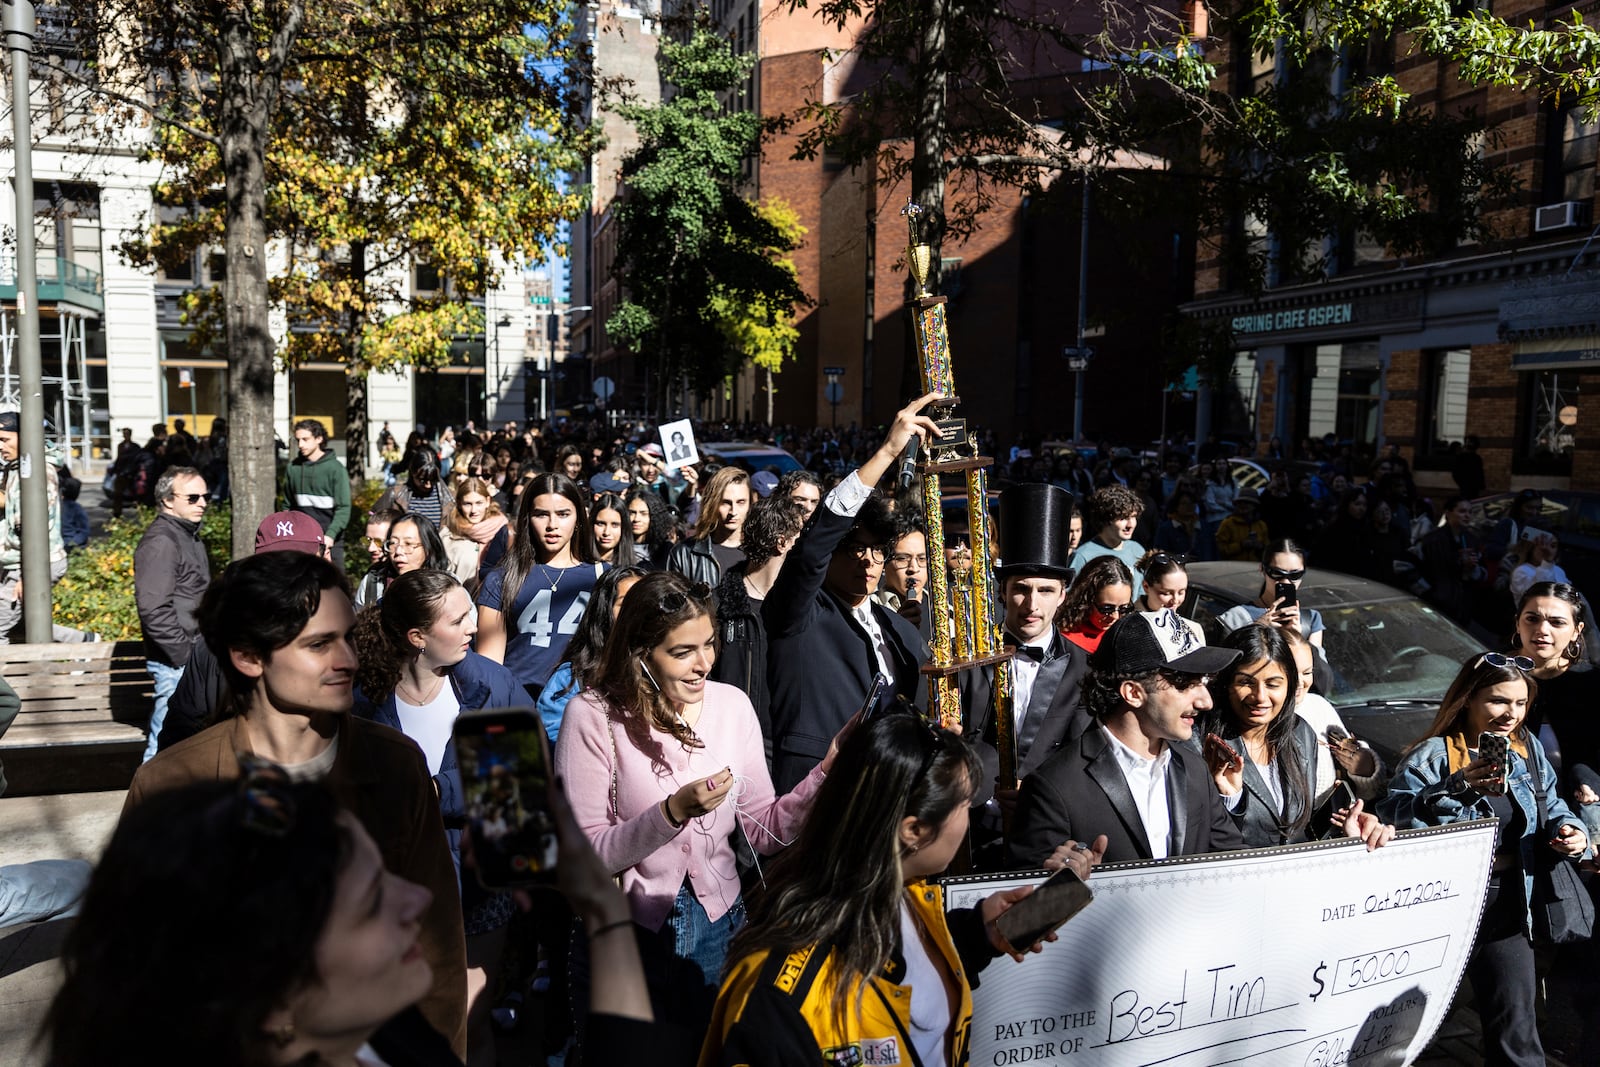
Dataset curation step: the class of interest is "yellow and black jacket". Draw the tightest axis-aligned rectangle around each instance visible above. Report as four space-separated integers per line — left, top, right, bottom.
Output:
699 881 999 1067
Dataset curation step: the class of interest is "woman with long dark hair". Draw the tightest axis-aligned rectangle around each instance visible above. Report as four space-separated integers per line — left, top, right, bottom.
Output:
626 486 677 569
375 447 453 527
591 491 637 566
1511 581 1600 846
555 444 586 483
553 572 840 1043
703 712 1093 1066
1199 625 1392 849
353 511 451 609
1056 555 1135 654
1381 654 1588 1067
475 472 603 701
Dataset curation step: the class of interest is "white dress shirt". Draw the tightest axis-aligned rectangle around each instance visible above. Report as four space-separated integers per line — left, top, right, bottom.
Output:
1010 636 1051 737
1102 726 1174 859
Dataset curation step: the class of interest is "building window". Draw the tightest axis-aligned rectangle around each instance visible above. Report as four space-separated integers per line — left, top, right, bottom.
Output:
1300 341 1380 452
1521 369 1578 473
1548 105 1598 203
1422 348 1471 458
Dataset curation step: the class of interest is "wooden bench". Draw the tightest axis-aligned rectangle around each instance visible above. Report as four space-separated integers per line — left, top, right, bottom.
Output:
0 641 152 750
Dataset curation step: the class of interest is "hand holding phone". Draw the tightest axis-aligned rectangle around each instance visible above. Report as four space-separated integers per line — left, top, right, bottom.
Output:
455 707 559 891
1204 732 1245 795
991 867 1094 957
1477 732 1510 796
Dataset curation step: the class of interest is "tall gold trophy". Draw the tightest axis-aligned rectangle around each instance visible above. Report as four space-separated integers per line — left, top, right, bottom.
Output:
901 200 1017 790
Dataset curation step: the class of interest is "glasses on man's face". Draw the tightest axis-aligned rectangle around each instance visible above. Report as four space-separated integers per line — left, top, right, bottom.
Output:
843 542 888 565
1095 603 1136 618
172 492 211 505
1265 567 1306 582
1477 651 1534 672
889 553 928 569
386 538 423 553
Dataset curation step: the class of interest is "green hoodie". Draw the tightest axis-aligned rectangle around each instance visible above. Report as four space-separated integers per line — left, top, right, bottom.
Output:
283 449 352 541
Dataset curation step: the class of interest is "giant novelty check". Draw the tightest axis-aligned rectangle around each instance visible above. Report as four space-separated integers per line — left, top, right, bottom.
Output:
944 821 1496 1067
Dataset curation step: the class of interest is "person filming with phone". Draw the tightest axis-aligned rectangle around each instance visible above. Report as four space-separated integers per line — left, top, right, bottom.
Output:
554 571 848 1053
1380 653 1588 1067
1216 539 1325 649
702 711 1097 1067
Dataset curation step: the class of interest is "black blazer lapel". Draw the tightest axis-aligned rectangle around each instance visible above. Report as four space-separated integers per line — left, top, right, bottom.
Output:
1082 729 1155 859
1018 644 1089 776
1166 745 1191 855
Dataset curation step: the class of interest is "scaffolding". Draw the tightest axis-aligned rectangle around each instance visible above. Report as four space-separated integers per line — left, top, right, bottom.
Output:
0 302 97 463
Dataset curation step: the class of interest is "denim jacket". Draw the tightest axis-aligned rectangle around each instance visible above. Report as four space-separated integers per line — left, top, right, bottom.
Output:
1379 734 1583 934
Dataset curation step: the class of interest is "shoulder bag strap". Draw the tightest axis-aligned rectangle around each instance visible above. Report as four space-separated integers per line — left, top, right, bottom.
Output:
606 711 621 821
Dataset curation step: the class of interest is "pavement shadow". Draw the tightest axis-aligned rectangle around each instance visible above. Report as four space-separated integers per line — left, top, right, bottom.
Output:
0 917 70 982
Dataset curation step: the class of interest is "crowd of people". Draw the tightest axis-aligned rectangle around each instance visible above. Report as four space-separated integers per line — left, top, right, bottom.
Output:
3 403 1597 1067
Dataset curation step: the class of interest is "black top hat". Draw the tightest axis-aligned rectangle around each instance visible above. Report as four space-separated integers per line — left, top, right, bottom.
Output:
996 483 1074 579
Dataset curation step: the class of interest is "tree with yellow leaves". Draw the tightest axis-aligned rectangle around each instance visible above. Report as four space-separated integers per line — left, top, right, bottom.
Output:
58 0 593 556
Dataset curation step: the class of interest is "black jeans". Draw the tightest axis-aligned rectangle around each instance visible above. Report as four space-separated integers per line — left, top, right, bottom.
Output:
1465 876 1543 1067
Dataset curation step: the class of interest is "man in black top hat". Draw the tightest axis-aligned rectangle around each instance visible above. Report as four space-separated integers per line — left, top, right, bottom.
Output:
963 484 1089 817
1009 608 1245 869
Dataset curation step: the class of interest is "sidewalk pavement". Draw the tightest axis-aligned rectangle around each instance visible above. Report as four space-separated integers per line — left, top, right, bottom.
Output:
0 790 124 1067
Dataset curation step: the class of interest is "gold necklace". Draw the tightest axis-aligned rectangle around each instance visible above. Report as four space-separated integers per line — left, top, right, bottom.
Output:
538 562 566 593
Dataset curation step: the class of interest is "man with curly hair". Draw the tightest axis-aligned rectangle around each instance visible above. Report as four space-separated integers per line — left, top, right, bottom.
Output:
1068 484 1149 596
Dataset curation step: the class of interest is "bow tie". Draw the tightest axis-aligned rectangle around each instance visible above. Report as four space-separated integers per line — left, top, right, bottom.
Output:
1010 641 1048 664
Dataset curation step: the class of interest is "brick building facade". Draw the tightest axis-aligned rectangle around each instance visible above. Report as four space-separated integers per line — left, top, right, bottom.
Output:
1182 0 1600 495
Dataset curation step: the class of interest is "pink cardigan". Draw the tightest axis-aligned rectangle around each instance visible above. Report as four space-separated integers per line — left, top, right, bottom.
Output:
554 681 825 930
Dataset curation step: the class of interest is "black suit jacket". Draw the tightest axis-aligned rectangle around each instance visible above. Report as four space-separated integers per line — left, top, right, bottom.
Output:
961 634 1092 797
765 502 929 792
1009 725 1245 868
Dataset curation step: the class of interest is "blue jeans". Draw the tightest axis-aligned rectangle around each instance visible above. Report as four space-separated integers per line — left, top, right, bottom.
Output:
0 860 92 927
1579 801 1600 859
143 661 185 763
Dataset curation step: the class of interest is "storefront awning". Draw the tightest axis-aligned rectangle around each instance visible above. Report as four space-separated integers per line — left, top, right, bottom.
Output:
1511 336 1600 371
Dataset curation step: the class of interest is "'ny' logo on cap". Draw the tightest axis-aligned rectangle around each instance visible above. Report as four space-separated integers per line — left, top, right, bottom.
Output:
277 520 295 537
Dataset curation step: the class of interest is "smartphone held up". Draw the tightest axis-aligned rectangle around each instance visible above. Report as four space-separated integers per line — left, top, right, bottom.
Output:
455 707 559 890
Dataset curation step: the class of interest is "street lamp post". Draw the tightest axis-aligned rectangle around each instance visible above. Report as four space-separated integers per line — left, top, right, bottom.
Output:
5 0 51 642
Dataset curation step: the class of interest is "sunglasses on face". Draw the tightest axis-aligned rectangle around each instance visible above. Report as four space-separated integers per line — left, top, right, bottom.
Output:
1265 567 1306 581
171 492 211 505
1095 603 1136 618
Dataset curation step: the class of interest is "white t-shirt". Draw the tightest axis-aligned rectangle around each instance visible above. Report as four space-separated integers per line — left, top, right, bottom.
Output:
397 681 462 776
900 901 953 1067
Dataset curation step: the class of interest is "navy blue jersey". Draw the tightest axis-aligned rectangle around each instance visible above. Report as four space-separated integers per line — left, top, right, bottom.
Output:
477 562 607 690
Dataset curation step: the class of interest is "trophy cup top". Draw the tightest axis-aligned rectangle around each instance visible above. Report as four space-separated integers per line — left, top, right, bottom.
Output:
901 198 933 300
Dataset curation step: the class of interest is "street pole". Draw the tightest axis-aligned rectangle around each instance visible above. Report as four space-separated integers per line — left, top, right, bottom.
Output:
1071 175 1090 443
6 0 51 642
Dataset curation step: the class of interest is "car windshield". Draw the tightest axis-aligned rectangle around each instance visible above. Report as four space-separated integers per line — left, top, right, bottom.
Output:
1319 597 1479 707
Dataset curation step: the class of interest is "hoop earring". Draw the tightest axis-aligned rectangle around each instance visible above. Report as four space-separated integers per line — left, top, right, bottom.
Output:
1510 632 1523 650
639 658 661 692
1568 636 1585 662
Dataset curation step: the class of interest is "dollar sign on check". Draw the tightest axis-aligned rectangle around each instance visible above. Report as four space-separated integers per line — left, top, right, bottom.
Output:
1309 961 1327 1002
